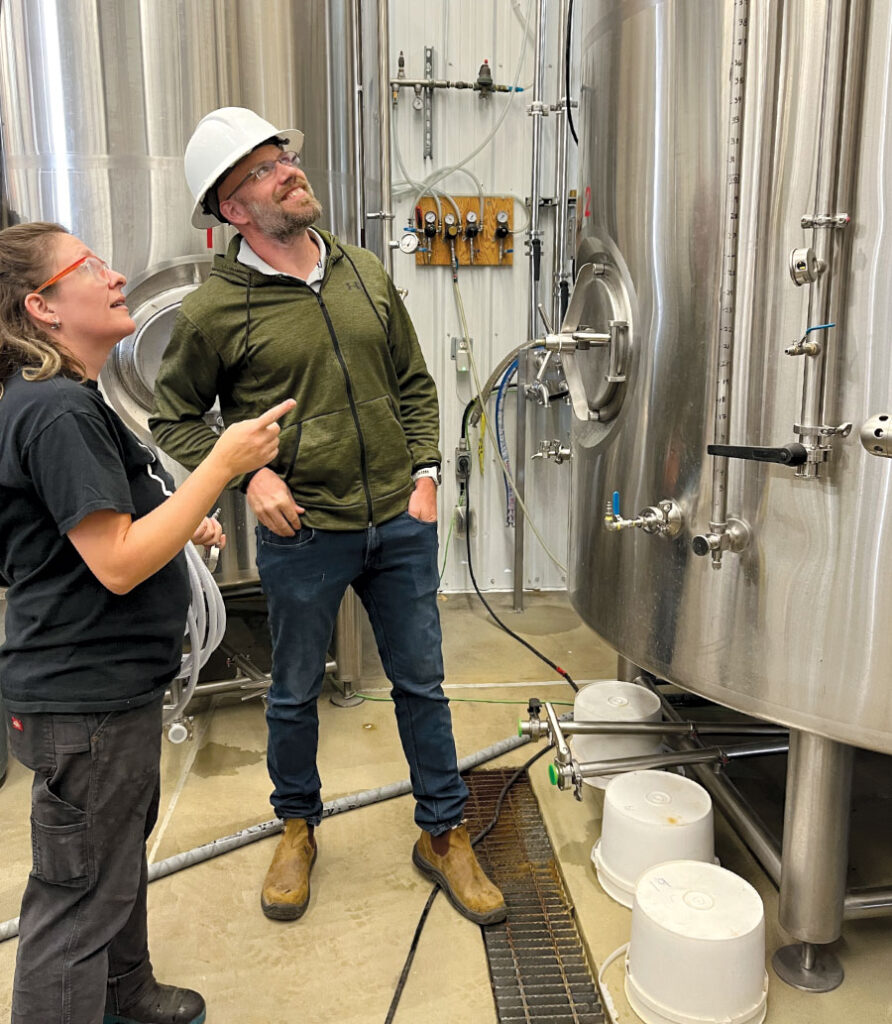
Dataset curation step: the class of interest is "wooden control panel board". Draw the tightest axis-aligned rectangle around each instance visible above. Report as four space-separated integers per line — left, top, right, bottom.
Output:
413 195 514 267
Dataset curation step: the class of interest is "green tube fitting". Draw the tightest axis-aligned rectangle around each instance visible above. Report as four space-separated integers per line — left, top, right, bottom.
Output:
548 763 559 786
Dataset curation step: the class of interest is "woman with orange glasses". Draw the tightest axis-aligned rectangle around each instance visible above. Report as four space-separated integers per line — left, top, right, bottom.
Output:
0 222 293 1024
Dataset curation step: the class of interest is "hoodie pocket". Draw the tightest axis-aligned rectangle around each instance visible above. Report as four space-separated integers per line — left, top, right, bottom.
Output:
354 395 413 494
290 406 364 508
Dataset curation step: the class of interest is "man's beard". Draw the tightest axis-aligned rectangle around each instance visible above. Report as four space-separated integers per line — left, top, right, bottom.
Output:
245 188 323 243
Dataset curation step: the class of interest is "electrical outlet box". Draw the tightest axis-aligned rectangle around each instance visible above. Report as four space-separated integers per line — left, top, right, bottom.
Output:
451 336 473 373
454 446 471 482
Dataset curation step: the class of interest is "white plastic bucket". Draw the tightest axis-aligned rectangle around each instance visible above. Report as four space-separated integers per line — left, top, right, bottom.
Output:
572 680 662 789
592 770 715 907
625 860 768 1024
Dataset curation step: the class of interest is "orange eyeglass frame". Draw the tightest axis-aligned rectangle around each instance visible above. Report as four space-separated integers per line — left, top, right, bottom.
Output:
34 256 92 294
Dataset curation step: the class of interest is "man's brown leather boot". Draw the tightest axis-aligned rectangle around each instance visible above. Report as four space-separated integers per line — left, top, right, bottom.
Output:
413 824 507 925
261 819 317 921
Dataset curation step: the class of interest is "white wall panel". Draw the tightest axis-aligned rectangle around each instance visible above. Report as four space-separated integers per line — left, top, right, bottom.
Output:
387 0 577 594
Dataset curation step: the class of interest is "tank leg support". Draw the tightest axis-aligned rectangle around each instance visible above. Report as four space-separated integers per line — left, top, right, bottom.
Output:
773 730 853 992
330 591 364 708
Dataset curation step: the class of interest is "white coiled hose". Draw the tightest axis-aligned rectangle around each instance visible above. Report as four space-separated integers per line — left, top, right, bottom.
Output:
164 541 226 741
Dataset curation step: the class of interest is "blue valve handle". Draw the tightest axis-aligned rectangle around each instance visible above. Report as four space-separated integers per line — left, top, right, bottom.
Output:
805 322 835 335
612 491 621 517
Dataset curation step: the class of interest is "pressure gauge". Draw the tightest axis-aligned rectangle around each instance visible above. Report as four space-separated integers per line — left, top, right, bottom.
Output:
399 232 420 255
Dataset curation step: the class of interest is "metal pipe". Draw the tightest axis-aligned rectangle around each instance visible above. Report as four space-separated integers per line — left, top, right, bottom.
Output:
351 0 366 247
640 676 782 885
576 738 789 780
844 887 892 921
376 0 393 275
389 77 517 93
514 0 548 610
778 730 853 944
559 720 787 736
797 0 866 477
552 0 571 330
545 699 571 764
173 658 336 700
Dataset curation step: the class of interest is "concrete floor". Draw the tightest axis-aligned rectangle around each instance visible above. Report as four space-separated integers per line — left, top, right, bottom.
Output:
1 591 891 1022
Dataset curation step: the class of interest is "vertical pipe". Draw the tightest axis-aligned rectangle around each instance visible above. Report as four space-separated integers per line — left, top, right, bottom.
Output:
513 0 548 610
376 0 393 275
778 731 853 943
351 0 366 248
797 0 866 478
552 0 571 331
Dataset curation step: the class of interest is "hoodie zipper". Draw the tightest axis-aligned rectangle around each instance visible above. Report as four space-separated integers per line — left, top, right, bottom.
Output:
314 292 375 523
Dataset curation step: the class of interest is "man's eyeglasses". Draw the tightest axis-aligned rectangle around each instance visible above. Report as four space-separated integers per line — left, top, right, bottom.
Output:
34 255 113 294
221 151 302 202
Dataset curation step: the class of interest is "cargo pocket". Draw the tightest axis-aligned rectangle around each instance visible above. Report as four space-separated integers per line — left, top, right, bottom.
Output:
31 784 90 887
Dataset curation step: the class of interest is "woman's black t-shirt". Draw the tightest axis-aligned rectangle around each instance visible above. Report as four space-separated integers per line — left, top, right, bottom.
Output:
0 372 190 712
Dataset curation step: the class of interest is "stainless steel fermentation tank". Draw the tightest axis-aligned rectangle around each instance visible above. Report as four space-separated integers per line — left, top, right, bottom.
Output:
0 0 366 684
566 0 891 989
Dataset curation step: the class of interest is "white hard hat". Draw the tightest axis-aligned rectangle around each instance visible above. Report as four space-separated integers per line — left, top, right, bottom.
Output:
185 106 304 228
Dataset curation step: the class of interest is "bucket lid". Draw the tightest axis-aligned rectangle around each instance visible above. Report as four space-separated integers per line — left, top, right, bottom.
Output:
606 770 712 827
592 840 636 907
634 861 764 941
574 680 662 721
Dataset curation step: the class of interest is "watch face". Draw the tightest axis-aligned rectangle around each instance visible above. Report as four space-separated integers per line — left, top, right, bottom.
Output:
399 232 420 254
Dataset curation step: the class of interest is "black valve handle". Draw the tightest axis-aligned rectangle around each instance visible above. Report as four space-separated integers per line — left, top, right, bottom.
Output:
707 442 808 466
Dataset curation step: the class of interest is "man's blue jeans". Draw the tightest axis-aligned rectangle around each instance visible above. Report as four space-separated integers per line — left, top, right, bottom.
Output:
256 511 468 835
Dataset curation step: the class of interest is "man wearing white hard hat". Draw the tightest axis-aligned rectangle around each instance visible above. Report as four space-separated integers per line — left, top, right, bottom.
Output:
150 108 507 928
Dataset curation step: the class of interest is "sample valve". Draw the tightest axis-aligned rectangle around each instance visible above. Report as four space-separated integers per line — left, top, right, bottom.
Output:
532 439 571 464
495 210 510 262
464 209 480 264
786 322 835 358
604 491 683 539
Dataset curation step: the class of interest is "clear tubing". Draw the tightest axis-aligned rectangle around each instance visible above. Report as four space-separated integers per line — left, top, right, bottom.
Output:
394 0 534 201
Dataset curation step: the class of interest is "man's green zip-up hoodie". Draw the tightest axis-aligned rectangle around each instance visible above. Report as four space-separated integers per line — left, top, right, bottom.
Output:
149 231 441 530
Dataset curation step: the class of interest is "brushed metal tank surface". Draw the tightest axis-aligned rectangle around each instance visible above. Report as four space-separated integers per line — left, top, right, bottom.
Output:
0 0 359 587
569 0 892 753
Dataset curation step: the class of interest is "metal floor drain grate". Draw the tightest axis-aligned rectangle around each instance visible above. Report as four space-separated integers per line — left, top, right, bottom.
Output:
464 768 606 1024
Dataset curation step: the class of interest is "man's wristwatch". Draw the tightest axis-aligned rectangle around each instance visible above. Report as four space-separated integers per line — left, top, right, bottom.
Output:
412 465 441 486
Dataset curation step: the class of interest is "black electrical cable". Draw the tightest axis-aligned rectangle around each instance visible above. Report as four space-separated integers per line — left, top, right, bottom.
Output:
383 744 553 1024
461 383 520 441
464 469 579 692
566 0 579 145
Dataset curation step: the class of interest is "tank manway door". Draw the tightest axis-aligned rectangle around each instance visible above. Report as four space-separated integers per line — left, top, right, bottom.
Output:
547 259 632 424
102 257 212 436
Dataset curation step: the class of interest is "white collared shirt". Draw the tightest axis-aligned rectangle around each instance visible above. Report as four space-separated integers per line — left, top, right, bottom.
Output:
236 228 327 293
